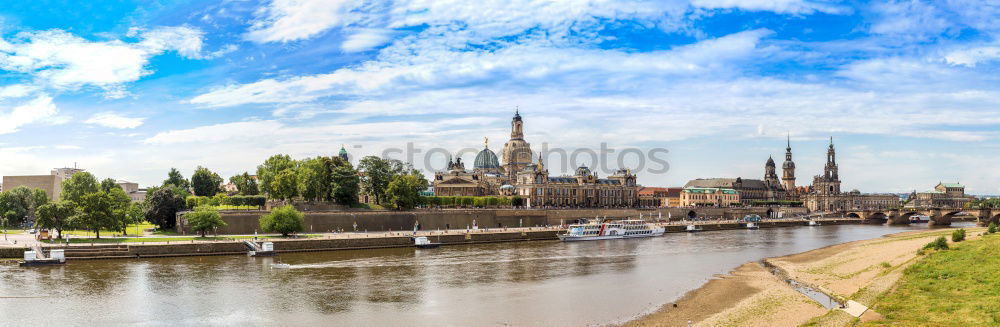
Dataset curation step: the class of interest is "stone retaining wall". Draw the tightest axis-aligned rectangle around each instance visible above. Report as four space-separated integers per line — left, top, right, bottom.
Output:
178 207 809 235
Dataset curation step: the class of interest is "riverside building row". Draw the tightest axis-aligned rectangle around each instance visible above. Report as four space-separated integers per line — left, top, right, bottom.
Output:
432 111 638 208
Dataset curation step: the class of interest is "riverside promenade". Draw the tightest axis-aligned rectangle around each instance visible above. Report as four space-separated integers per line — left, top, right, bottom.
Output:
1 217 862 260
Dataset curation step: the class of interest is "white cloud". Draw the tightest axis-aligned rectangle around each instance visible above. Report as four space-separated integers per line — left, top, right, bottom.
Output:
341 29 395 52
144 120 285 145
84 112 146 129
691 0 850 14
868 0 952 38
0 95 59 135
191 29 773 107
0 26 215 97
0 84 38 99
945 45 1000 67
246 0 363 43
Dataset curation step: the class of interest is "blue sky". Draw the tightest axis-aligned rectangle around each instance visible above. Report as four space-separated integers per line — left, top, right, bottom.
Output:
1 0 998 194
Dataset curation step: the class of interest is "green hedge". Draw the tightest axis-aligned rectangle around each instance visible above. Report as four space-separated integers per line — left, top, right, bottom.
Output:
186 194 266 209
422 196 519 208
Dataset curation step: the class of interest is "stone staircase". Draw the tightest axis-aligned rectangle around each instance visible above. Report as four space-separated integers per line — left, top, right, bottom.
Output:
55 244 133 259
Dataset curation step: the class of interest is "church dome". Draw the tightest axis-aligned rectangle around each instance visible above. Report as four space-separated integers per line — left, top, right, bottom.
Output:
575 166 592 176
474 147 500 169
783 160 795 169
766 156 775 167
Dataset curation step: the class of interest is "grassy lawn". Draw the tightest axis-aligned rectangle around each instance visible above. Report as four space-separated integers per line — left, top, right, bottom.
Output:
61 222 158 237
210 205 262 210
64 234 324 243
861 233 1000 326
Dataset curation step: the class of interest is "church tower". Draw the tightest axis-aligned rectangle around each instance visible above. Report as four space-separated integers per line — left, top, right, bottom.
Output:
782 135 796 192
765 156 779 185
814 136 841 195
501 109 533 176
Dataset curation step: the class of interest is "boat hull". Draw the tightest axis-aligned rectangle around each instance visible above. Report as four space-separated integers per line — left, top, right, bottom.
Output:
558 230 665 242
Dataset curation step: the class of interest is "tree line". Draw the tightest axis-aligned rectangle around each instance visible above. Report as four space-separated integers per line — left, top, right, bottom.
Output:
9 173 145 239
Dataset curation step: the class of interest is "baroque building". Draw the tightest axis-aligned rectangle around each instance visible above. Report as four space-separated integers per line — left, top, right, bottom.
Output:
501 110 534 176
683 138 796 206
905 183 974 209
514 162 637 207
432 110 638 208
802 138 900 212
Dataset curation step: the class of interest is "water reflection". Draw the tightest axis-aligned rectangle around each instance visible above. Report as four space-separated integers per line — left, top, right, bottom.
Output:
0 223 972 326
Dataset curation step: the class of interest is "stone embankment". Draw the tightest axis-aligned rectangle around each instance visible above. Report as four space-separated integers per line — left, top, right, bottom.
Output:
177 207 811 234
1 217 860 260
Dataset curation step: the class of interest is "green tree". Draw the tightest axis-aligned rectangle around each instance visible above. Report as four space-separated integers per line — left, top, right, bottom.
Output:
259 205 304 236
191 166 224 196
257 154 296 197
123 203 145 236
331 164 360 205
61 172 99 204
270 168 299 201
100 178 119 192
357 156 405 205
35 201 76 238
163 168 190 189
988 223 997 234
74 191 117 238
230 172 259 195
0 186 48 226
106 187 133 235
144 187 186 230
185 206 226 237
386 171 429 210
297 157 330 201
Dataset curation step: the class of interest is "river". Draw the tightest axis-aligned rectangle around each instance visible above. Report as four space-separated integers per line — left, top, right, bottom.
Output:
0 222 973 326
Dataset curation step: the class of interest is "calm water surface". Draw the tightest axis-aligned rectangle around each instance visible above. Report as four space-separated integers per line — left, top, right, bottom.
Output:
0 223 971 326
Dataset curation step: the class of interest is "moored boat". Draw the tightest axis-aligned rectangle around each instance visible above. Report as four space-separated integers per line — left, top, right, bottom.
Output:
745 222 760 230
413 236 441 248
559 220 665 241
686 224 704 233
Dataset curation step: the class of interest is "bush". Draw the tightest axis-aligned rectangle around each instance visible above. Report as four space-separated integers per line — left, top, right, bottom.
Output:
923 236 949 251
952 228 966 242
259 205 304 236
989 223 997 234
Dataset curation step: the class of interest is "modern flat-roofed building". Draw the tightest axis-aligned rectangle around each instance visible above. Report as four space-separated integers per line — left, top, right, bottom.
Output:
2 166 87 201
2 175 62 200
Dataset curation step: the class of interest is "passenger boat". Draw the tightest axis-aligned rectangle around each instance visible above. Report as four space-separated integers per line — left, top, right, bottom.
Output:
745 222 760 230
808 220 822 226
686 224 704 233
413 236 441 248
558 220 665 241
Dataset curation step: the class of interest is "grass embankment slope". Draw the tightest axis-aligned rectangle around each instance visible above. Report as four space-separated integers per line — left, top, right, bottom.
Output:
860 231 1000 326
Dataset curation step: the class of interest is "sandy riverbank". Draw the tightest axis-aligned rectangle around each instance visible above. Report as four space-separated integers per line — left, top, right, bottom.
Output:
623 227 980 327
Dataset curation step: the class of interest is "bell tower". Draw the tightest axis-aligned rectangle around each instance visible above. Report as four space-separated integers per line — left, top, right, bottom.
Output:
782 134 796 192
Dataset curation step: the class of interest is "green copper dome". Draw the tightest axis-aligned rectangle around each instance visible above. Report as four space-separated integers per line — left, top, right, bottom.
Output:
474 147 500 170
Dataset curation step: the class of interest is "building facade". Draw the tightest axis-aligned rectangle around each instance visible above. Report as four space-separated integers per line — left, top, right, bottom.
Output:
684 177 786 205
514 164 637 208
802 138 901 212
905 183 974 208
679 187 741 207
116 180 147 202
433 111 639 208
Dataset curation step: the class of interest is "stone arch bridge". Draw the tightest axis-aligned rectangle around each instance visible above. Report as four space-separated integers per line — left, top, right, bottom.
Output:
843 208 1000 226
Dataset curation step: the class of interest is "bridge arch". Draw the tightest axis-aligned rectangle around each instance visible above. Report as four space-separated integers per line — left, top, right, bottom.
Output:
870 212 887 220
846 213 861 219
687 210 697 219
